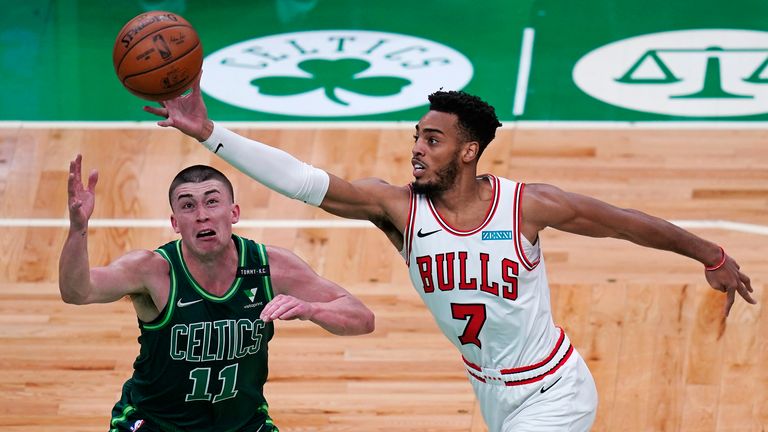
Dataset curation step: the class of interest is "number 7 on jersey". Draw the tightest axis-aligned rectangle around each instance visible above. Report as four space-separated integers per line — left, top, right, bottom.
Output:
451 303 487 348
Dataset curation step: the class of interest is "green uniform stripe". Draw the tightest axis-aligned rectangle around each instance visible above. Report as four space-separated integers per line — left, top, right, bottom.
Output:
237 235 247 267
110 404 136 426
174 239 244 301
143 248 177 331
256 243 274 301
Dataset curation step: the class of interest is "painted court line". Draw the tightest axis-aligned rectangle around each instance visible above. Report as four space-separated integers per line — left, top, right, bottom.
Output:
4 121 768 130
0 218 766 235
0 218 372 228
0 121 417 130
513 28 535 116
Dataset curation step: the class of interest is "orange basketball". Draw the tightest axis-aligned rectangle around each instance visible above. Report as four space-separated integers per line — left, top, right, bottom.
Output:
113 11 203 101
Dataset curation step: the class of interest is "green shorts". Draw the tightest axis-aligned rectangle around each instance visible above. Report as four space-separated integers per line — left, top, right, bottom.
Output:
110 382 278 432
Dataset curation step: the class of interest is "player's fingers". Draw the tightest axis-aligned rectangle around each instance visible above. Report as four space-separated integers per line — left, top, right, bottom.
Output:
272 304 303 321
87 169 98 193
191 70 202 95
68 159 77 183
266 302 295 320
67 173 80 199
259 299 282 319
724 287 736 317
261 299 284 314
260 297 290 319
739 272 753 292
736 282 757 304
69 156 80 178
144 105 168 118
74 154 82 182
259 303 274 321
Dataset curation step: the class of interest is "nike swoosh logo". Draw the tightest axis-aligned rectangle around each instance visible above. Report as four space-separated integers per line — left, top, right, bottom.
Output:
540 376 562 393
214 143 224 154
416 228 441 238
177 298 203 308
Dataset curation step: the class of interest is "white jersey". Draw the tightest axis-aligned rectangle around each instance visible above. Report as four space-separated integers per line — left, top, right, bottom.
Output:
401 175 570 385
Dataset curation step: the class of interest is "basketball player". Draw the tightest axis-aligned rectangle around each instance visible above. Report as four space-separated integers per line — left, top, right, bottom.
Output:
146 81 755 431
59 155 374 432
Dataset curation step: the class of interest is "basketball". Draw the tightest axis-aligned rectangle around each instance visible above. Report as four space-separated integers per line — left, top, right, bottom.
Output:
112 11 203 101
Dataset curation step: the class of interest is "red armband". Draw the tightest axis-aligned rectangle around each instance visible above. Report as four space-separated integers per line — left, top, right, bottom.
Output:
705 246 726 271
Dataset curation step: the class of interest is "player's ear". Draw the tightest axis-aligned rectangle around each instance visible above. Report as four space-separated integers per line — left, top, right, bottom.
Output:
462 141 480 162
170 214 180 233
231 204 240 224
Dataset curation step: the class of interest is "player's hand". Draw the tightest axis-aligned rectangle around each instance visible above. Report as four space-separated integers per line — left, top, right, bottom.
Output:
260 294 315 322
143 72 212 141
67 154 98 231
704 254 756 317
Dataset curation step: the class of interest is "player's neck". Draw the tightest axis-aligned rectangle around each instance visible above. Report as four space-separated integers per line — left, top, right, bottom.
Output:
182 241 239 295
430 175 493 229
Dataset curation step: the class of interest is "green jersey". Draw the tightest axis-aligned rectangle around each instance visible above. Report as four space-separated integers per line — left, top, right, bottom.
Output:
111 235 276 431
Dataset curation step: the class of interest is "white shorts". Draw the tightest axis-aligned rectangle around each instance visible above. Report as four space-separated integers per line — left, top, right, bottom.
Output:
466 343 597 432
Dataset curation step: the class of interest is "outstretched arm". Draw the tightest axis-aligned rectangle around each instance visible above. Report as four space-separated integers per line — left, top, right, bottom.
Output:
522 183 756 316
143 76 409 226
59 155 153 305
261 246 375 336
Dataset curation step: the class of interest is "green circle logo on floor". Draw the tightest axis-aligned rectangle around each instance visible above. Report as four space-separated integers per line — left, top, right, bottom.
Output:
201 30 474 117
573 29 768 117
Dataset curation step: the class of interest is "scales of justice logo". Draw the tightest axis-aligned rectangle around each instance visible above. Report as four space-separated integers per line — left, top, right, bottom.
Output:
200 30 474 117
573 29 768 117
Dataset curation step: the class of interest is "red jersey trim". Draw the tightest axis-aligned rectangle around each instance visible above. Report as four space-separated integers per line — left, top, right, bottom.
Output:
467 370 486 383
461 328 571 386
404 185 417 266
426 175 500 237
500 328 564 374
504 345 573 387
513 182 540 271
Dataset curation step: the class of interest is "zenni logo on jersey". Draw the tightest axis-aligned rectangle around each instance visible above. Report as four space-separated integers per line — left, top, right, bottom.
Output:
481 230 513 241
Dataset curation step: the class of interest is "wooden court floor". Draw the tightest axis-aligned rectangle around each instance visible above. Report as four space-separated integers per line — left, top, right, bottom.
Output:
0 125 766 431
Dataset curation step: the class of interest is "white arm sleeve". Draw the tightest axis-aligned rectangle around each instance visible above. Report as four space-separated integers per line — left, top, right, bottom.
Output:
200 122 330 206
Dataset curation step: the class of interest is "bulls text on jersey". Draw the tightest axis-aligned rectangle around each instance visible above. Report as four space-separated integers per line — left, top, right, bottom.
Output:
415 251 518 300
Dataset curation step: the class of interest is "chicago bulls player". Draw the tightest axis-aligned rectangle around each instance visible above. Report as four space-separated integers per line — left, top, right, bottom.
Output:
148 79 756 431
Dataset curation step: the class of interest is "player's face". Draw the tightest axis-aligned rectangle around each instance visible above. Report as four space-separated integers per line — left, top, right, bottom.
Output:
411 110 463 196
170 180 240 256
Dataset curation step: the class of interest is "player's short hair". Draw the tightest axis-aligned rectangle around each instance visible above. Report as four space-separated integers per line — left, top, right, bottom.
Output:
168 165 234 207
428 90 502 156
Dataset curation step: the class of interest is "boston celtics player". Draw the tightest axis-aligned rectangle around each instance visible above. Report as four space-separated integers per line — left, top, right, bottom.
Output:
59 155 375 432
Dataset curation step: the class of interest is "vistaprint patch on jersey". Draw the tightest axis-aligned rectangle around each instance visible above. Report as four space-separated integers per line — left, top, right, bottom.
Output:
481 230 513 241
243 287 259 303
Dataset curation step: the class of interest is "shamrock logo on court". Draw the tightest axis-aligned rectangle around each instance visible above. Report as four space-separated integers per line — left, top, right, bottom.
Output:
250 58 411 106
